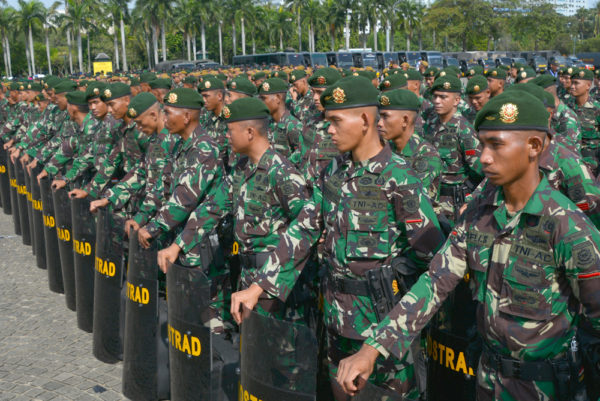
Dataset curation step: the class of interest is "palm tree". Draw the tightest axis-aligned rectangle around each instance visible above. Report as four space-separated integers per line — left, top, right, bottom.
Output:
136 0 160 65
285 0 304 51
303 0 322 53
325 0 346 51
398 0 421 51
173 0 195 60
41 1 61 75
130 6 152 68
60 0 92 73
0 7 15 77
208 1 226 64
17 0 45 76
105 0 129 71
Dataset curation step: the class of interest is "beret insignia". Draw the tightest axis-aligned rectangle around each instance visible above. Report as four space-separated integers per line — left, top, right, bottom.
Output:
499 103 518 124
469 69 475 75
404 73 408 78
168 92 178 104
27 84 31 89
520 67 525 71
128 108 137 118
44 83 48 88
380 95 390 106
580 70 585 77
443 81 451 90
440 71 446 77
222 106 231 119
384 80 391 88
353 72 359 76
104 89 112 98
231 82 237 89
205 81 211 89
262 82 270 92
19 85 24 90
492 70 497 76
93 88 99 95
317 76 326 85
473 85 480 92
291 74 296 81
568 68 573 74
332 87 346 104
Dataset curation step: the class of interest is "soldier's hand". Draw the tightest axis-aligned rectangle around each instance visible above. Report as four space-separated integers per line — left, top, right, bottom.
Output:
36 169 48 185
157 243 181 273
289 87 298 101
20 154 30 165
459 203 468 215
9 148 20 163
124 220 140 238
3 139 14 150
69 189 88 199
138 228 152 249
231 284 264 325
90 198 109 213
336 344 379 396
27 159 38 173
52 179 67 190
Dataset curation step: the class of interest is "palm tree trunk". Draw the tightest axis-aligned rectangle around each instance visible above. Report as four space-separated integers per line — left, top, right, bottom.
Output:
45 30 52 76
192 33 197 60
144 29 151 69
29 24 36 75
120 17 128 72
279 28 283 51
252 33 255 54
2 35 8 77
330 28 335 51
386 21 390 51
218 21 223 64
297 11 301 51
345 13 350 49
161 20 167 61
67 29 73 74
6 36 12 77
432 29 436 49
186 33 191 60
201 23 205 59
241 17 246 55
152 24 159 65
232 22 237 56
113 21 120 70
77 30 83 73
24 36 31 76
87 32 91 73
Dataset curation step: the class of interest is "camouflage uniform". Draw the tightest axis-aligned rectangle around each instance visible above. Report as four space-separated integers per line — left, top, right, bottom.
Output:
367 176 600 401
290 87 315 122
42 118 84 178
256 144 445 396
203 110 234 170
569 98 600 174
268 110 303 159
423 111 484 225
552 101 581 154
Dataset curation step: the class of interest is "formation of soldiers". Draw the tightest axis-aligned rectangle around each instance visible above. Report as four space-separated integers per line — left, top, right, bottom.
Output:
0 57 600 401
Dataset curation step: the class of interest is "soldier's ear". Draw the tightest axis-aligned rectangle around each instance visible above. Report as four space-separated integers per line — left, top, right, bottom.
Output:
527 133 545 159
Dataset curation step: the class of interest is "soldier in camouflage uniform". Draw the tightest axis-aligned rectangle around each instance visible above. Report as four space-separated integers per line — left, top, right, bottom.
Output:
198 76 231 169
89 92 179 217
591 69 600 102
225 76 256 104
568 69 600 175
423 75 484 226
464 75 490 124
228 77 445 399
485 68 506 98
148 78 171 104
338 89 600 401
288 69 316 122
257 77 304 159
558 67 574 105
377 88 442 207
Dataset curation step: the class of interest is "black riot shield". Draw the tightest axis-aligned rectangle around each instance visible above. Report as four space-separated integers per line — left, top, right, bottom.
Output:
40 177 63 280
92 207 126 363
71 196 96 332
240 310 318 401
15 161 31 245
30 168 45 270
8 159 21 235
122 232 170 401
0 145 11 214
25 166 35 254
52 187 75 296
349 380 405 401
167 262 239 401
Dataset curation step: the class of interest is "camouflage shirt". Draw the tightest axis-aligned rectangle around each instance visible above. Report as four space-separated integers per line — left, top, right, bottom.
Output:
267 110 303 158
37 110 72 164
290 87 315 122
367 176 600 400
552 101 581 154
43 117 87 177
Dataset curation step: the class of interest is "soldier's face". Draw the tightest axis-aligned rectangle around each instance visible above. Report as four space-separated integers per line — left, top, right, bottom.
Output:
407 80 420 95
377 110 413 141
130 86 141 96
292 78 308 95
107 97 130 120
140 83 151 92
67 103 78 120
478 130 544 186
425 76 435 87
563 76 572 88
202 90 223 111
570 79 591 97
312 88 325 112
325 107 375 153
151 88 168 103
226 121 252 154
468 90 491 111
163 106 188 135
432 91 459 117
88 97 108 119
225 91 247 105
486 78 504 96
56 93 68 110
134 109 159 135
258 93 280 115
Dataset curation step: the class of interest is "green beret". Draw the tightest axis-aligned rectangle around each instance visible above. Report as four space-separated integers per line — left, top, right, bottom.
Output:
130 77 140 86
216 73 227 81
354 70 377 80
289 69 307 83
149 78 172 90
423 67 439 78
258 78 288 94
405 69 422 81
379 73 407 92
542 91 556 110
511 62 525 70
308 67 342 88
78 80 88 88
222 97 270 122
384 68 400 77
530 74 556 88
140 72 157 83
66 90 88 106
271 71 288 81
595 69 600 77
498 65 510 71
25 82 42 91
54 80 78 94
340 69 352 78
431 75 462 93
515 68 536 83
474 90 549 132
506 83 548 106
199 76 225 91
572 69 593 81
434 68 454 79
101 82 131 101
466 65 484 77
9 82 20 91
320 76 379 110
163 88 204 109
466 75 488 95
127 92 158 118
44 76 61 89
378 89 420 111
252 71 267 81
35 93 47 101
227 76 257 96
85 82 107 100
485 68 507 80
183 76 198 85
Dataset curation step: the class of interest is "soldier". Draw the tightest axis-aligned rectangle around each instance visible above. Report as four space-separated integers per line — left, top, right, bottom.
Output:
289 69 315 122
558 67 574 104
515 67 536 84
129 77 141 96
139 72 157 93
257 77 303 159
148 78 172 103
89 92 179 217
225 76 256 104
591 69 600 102
377 88 442 205
466 65 484 79
465 75 491 124
569 69 600 174
228 76 445 399
378 73 408 93
485 68 506 97
423 75 484 226
182 76 198 89
252 71 267 87
198 76 231 168
337 89 600 401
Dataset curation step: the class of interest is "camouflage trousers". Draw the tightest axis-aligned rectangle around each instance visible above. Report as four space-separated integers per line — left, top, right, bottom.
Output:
327 330 419 399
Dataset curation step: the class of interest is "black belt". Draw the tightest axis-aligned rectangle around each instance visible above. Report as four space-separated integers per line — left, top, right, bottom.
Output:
328 275 370 297
239 252 270 270
482 342 566 382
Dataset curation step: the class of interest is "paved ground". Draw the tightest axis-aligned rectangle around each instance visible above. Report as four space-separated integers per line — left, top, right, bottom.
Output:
0 209 127 401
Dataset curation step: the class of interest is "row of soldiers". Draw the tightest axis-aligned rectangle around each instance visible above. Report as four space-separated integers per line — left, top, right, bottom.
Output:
1 59 600 401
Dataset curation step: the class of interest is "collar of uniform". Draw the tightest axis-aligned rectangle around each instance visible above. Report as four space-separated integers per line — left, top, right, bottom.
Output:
275 109 292 128
399 134 421 158
255 146 277 171
346 142 393 177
